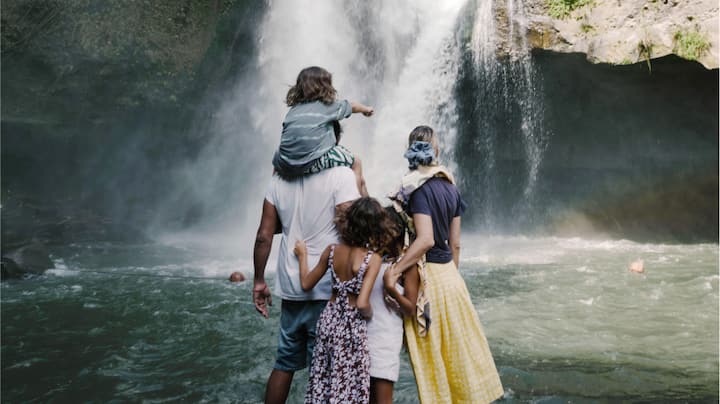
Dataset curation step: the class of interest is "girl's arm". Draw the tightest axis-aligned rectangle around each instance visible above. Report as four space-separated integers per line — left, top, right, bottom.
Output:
390 213 434 275
294 242 331 291
383 264 420 317
356 253 382 319
350 101 374 117
449 216 461 268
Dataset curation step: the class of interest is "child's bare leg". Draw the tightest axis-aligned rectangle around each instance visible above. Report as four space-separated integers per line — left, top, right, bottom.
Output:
370 377 394 404
352 156 368 197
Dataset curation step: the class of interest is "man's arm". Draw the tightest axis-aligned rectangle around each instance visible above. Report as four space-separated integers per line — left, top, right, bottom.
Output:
253 199 279 319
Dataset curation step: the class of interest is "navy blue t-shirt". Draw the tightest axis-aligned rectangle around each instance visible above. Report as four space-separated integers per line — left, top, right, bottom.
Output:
408 177 468 264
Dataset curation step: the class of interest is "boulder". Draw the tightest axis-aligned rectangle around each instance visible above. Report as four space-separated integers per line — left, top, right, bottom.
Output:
1 241 55 280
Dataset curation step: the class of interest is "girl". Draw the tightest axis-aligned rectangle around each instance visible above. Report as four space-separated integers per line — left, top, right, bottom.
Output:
293 197 391 403
385 125 504 404
274 66 373 196
367 207 420 404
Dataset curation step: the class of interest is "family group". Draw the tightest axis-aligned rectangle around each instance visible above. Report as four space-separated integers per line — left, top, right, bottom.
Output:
252 66 504 404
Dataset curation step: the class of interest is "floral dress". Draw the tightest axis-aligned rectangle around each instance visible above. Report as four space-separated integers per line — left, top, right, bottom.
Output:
305 245 373 404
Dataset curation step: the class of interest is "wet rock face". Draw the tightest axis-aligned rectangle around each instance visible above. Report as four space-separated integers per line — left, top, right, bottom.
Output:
1 1 221 250
1 0 226 121
1 242 55 280
519 0 718 69
453 48 718 242
1 1 265 247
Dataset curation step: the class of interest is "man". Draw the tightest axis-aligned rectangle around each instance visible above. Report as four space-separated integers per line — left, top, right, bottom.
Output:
252 165 360 403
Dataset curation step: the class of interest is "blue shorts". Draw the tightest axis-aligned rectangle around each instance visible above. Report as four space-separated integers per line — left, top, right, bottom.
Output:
274 299 327 372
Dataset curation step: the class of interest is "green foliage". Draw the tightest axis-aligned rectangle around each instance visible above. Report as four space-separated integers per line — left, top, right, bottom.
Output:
638 40 653 72
673 29 710 61
546 0 592 19
580 23 594 33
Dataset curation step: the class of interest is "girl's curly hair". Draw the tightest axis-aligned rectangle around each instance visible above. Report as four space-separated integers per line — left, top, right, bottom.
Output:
286 66 337 106
382 206 406 258
336 197 398 252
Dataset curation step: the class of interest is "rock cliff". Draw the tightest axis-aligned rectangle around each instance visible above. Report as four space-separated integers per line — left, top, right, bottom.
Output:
522 0 718 69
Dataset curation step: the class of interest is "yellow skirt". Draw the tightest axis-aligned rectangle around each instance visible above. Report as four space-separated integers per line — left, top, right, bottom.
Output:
404 261 504 404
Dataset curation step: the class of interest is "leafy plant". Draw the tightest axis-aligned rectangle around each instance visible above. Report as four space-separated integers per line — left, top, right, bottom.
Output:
580 23 594 33
546 0 593 19
673 29 710 61
638 40 653 72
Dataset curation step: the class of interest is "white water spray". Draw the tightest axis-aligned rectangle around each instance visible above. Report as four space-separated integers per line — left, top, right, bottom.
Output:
256 0 468 199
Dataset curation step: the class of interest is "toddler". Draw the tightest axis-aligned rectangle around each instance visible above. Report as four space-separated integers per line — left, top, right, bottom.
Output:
367 206 420 404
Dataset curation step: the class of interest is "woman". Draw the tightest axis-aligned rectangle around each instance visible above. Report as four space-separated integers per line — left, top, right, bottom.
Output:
384 125 504 403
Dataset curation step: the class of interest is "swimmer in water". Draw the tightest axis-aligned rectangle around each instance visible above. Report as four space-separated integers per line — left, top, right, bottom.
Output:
628 259 644 273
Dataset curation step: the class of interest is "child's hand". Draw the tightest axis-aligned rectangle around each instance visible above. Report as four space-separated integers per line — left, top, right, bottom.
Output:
293 240 307 258
362 106 374 117
383 291 402 315
383 264 402 290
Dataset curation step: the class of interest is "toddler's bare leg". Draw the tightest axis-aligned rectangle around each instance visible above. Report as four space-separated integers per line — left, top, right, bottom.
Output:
352 156 368 197
370 377 394 404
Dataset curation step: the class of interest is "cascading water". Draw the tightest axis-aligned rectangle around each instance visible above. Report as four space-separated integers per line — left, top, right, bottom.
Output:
158 0 470 252
457 0 548 232
362 1 467 196
159 0 546 241
254 0 468 199
2 1 718 403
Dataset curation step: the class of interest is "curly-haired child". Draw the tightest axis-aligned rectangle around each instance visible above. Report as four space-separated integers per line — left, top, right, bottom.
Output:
293 197 393 403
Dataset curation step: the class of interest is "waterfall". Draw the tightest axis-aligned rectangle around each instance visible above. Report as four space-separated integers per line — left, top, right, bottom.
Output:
254 0 468 199
156 1 470 250
158 0 549 250
458 0 548 231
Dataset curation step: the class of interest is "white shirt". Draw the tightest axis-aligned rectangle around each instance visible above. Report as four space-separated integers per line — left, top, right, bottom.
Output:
367 262 405 382
265 167 360 300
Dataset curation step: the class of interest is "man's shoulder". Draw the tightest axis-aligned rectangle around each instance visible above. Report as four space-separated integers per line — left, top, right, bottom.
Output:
269 167 354 189
307 167 359 203
310 166 355 183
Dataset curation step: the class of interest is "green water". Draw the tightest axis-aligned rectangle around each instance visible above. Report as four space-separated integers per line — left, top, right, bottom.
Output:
2 237 717 403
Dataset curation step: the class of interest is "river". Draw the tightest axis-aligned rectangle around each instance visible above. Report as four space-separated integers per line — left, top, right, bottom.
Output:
2 236 716 402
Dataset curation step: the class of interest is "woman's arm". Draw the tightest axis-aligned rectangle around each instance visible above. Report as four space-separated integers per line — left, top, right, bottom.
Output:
356 253 382 319
294 242 331 291
383 264 420 317
390 213 434 275
449 216 461 268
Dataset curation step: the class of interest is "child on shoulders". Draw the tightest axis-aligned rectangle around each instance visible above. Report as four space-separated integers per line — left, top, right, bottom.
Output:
273 66 373 196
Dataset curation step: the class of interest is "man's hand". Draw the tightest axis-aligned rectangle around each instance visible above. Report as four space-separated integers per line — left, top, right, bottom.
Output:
253 281 272 319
